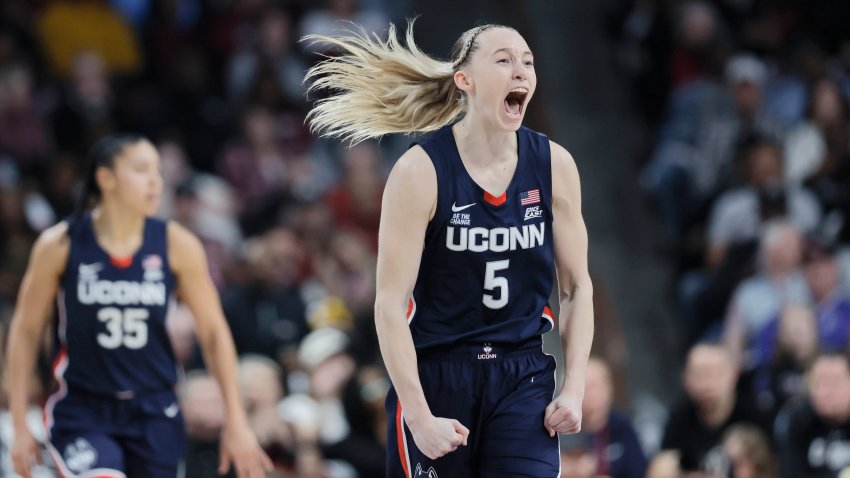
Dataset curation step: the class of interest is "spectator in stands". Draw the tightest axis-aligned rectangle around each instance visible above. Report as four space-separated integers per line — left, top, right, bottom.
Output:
298 0 389 58
314 229 376 319
750 305 818 418
227 5 306 111
180 371 231 478
651 343 769 476
642 53 785 239
172 174 241 288
721 423 777 478
775 353 850 477
723 220 810 365
218 104 291 218
783 79 838 187
0 187 37 305
221 227 308 361
155 138 194 220
283 326 384 477
803 239 850 350
694 54 785 195
324 141 385 250
237 355 293 469
797 78 850 244
579 357 647 478
51 51 118 156
706 139 821 270
0 63 52 170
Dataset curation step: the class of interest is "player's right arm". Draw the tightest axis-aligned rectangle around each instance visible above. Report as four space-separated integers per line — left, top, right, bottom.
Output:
6 222 70 478
374 146 469 460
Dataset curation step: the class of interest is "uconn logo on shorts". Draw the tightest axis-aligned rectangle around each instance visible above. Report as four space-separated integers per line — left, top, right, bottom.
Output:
477 343 497 360
414 463 439 477
64 437 98 473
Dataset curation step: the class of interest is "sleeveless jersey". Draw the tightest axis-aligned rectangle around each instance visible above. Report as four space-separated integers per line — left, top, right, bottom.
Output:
55 213 177 395
409 124 556 350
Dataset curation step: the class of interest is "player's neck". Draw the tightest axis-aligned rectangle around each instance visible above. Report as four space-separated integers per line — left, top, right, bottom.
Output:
453 114 517 165
91 204 145 248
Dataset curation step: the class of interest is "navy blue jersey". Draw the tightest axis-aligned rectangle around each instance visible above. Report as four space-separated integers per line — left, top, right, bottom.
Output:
409 124 556 350
54 213 177 396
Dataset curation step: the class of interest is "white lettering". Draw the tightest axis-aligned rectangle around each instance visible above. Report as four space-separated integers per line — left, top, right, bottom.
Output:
446 227 467 251
77 281 166 306
445 223 545 252
468 228 489 253
511 226 529 250
530 222 545 248
490 228 509 252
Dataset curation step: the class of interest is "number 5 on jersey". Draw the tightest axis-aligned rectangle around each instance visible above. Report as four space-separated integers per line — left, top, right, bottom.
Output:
97 307 149 349
483 260 509 309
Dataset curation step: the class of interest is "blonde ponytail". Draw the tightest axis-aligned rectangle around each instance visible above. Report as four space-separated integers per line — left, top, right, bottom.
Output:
303 21 468 145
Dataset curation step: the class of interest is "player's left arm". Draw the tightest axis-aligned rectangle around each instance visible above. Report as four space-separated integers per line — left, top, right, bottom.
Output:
544 141 594 437
168 222 272 478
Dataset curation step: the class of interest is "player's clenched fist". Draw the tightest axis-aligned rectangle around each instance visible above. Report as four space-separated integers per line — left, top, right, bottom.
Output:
408 414 470 459
10 428 40 478
544 392 583 437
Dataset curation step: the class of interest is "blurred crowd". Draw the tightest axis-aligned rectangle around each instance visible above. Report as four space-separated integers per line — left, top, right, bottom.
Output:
604 0 850 477
0 0 400 477
3 0 850 477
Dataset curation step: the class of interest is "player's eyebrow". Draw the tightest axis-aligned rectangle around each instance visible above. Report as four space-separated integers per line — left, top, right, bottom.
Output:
492 48 533 56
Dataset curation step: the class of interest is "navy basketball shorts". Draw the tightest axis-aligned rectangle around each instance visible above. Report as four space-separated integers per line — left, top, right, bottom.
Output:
386 339 561 478
44 387 186 478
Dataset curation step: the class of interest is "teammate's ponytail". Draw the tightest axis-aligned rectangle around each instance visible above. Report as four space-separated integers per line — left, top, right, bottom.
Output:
304 21 512 145
73 134 147 225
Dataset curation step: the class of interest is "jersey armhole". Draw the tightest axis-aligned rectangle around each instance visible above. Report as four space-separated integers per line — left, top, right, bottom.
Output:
536 133 554 208
162 219 177 278
409 141 447 250
53 219 75 284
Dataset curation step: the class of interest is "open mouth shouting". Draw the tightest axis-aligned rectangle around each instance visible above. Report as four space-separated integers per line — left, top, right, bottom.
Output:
504 87 529 120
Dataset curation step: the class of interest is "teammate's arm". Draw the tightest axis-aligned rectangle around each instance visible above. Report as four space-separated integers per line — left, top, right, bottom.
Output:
167 223 272 478
6 223 70 478
374 146 469 460
544 141 594 437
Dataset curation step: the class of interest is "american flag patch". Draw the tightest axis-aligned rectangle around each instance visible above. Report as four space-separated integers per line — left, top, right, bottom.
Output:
520 189 540 206
142 254 162 270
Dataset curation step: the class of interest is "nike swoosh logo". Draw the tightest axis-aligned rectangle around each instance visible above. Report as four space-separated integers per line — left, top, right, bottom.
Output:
452 202 476 212
79 263 102 273
164 402 179 418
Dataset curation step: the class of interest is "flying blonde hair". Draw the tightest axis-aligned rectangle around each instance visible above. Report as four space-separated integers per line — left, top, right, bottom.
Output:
303 21 513 145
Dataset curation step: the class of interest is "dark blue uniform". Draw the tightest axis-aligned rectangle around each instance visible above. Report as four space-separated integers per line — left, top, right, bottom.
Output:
45 213 185 477
386 124 561 477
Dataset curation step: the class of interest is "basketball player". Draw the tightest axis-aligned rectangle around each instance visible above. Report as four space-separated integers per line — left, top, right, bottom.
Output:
304 22 594 477
6 135 273 477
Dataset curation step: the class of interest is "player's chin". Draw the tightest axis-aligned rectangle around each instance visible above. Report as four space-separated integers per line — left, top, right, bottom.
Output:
497 112 525 131
141 198 160 216
497 106 526 131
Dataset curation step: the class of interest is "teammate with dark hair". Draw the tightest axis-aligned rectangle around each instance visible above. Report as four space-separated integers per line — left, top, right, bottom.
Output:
7 135 272 478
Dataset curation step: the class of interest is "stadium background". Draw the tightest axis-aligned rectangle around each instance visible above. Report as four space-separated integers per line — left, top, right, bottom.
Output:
1 0 850 476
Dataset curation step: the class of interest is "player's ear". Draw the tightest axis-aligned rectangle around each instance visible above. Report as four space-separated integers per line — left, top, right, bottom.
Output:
454 70 473 94
95 166 116 193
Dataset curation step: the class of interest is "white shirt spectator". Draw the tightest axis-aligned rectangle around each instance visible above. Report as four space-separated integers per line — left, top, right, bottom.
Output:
708 187 822 248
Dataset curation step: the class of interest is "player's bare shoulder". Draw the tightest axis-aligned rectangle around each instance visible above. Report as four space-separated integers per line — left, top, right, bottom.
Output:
386 144 438 219
28 221 72 277
390 145 436 187
548 140 582 209
549 141 579 182
548 140 582 219
166 221 206 275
